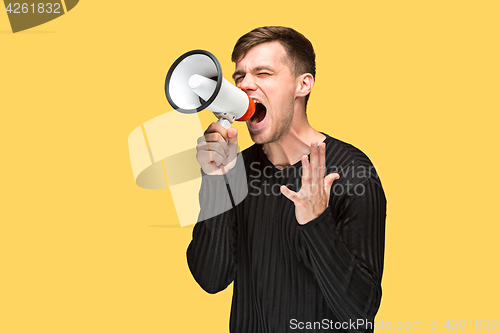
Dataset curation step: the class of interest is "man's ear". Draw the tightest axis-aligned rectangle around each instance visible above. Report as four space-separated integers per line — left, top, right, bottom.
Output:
295 73 314 98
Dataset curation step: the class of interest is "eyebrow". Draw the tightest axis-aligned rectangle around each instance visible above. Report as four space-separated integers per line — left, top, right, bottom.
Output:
232 66 276 81
232 70 246 81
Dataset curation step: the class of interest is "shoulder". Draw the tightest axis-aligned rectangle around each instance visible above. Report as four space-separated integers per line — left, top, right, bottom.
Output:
323 134 381 185
241 143 260 161
239 143 264 173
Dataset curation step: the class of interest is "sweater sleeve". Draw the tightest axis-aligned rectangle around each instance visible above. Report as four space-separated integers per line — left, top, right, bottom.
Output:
187 208 237 294
186 154 247 294
297 178 386 329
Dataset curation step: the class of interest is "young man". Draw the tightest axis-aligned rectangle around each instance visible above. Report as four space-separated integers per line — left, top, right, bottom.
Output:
188 26 386 332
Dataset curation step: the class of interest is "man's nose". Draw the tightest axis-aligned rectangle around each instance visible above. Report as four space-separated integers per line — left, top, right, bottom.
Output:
238 74 257 92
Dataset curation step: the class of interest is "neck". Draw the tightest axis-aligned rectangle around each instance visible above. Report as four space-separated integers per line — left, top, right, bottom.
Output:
262 108 325 170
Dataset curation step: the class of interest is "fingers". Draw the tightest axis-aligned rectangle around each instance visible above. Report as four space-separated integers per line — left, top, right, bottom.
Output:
204 122 228 142
227 127 238 145
309 142 322 195
226 128 239 164
201 123 230 155
324 173 340 197
304 142 327 196
199 134 229 157
286 141 335 201
301 154 310 196
317 142 327 194
196 150 226 168
280 185 298 203
196 122 231 168
319 142 326 178
196 140 227 167
201 132 229 150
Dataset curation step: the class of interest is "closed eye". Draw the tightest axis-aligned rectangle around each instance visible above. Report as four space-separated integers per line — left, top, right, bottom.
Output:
234 72 271 85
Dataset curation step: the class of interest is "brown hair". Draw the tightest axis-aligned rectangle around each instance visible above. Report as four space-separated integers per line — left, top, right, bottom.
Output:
232 26 316 104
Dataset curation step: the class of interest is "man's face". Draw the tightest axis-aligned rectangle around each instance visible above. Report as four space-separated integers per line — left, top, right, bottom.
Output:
233 41 298 144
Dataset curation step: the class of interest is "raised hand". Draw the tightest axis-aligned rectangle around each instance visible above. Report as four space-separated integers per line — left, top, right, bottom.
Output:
280 142 340 225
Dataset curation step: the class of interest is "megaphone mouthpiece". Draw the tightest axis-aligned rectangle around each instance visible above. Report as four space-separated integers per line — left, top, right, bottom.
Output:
188 74 217 101
237 94 256 121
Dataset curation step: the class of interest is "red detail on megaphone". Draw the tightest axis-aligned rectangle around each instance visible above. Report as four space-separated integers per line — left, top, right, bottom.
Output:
236 94 256 121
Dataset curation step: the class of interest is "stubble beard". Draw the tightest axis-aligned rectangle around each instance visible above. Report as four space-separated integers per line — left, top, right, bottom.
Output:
250 101 294 145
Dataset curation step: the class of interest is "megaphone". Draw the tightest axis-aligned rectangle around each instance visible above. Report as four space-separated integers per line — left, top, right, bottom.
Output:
165 50 255 129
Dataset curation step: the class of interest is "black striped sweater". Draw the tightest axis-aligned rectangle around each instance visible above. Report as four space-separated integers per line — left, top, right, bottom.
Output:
187 134 386 332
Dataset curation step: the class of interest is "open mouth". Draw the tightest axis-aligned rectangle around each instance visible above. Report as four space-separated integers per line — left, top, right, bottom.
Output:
251 100 267 124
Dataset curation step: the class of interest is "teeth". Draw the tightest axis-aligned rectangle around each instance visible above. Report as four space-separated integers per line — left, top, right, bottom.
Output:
253 99 260 104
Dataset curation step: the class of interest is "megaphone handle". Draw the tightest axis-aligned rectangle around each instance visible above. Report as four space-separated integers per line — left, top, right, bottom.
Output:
217 118 232 129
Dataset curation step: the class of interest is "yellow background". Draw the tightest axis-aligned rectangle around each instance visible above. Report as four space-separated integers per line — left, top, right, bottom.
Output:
1 1 499 332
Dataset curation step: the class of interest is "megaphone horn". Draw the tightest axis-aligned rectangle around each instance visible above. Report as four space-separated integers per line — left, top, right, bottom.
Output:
165 50 255 129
